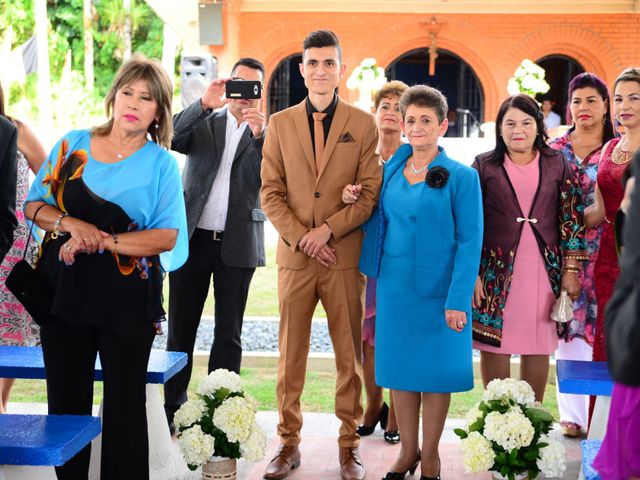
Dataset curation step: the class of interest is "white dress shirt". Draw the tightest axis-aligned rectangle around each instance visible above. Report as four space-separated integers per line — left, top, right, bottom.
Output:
197 108 248 231
544 111 562 129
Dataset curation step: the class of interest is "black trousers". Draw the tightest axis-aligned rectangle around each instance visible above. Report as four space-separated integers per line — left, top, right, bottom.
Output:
164 229 255 421
40 319 155 480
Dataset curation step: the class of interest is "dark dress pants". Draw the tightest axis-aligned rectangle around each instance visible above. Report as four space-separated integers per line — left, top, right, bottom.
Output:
40 318 155 480
164 229 255 422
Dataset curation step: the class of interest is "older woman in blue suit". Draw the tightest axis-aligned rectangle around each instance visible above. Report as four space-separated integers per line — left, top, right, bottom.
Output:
359 85 483 479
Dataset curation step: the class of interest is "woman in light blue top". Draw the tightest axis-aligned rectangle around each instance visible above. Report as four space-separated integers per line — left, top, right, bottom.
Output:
24 56 187 480
359 85 483 479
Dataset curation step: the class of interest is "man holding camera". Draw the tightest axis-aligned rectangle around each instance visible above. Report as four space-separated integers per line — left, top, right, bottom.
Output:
164 58 267 431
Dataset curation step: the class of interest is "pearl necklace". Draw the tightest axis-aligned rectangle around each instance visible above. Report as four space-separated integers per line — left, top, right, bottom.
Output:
410 159 428 176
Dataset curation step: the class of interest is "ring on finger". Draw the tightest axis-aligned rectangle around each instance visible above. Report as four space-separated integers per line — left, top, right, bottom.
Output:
65 244 72 251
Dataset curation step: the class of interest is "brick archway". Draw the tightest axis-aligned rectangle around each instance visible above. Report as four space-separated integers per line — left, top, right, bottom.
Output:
511 25 623 87
378 37 498 123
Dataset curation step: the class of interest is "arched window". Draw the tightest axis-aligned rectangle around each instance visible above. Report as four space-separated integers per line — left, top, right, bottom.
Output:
386 48 484 137
536 55 585 124
267 54 305 116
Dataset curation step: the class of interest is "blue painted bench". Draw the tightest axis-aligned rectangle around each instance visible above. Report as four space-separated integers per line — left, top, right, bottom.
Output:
556 360 613 396
0 346 187 384
0 414 101 466
581 439 602 480
0 346 189 477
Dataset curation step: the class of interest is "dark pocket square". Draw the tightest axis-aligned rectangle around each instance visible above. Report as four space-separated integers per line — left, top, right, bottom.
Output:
338 132 355 143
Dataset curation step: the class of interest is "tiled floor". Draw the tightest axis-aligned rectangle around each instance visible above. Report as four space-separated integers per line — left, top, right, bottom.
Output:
246 435 582 479
242 413 583 480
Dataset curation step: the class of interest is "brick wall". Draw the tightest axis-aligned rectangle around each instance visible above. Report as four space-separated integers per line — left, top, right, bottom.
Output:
210 11 640 121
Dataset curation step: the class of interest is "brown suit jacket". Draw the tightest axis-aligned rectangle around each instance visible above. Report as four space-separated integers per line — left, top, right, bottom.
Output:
261 97 382 270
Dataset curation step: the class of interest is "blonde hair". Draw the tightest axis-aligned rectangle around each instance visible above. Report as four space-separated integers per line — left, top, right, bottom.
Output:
373 80 409 110
614 67 640 93
93 55 174 148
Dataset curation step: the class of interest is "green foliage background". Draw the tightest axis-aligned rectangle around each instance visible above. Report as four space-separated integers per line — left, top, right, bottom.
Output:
0 0 171 126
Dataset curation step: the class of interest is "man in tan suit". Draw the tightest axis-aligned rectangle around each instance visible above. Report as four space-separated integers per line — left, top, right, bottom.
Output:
260 30 381 480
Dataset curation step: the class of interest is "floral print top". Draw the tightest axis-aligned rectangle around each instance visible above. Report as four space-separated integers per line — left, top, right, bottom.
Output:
548 133 602 345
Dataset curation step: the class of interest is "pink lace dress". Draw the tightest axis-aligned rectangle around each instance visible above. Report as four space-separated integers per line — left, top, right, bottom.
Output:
0 150 39 346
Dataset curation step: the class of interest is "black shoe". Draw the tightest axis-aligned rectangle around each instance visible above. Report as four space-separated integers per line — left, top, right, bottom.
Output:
169 421 176 437
357 402 389 436
420 457 440 480
382 450 420 480
383 430 400 444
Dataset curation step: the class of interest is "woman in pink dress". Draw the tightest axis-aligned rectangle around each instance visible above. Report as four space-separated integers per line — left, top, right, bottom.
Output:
472 94 587 401
0 82 46 413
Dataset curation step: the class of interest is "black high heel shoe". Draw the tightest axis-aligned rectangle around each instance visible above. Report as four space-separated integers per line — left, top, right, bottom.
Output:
420 457 441 480
383 430 401 444
356 402 389 436
381 450 421 480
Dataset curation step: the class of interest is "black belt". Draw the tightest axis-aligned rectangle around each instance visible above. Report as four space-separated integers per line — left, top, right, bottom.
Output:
196 228 224 241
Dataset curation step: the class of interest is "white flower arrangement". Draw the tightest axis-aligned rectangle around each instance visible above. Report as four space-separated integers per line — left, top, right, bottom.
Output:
461 431 496 472
455 379 565 478
177 424 216 468
507 59 550 97
197 368 242 396
346 57 387 92
212 396 255 443
483 408 535 452
175 369 266 470
537 434 567 478
483 377 536 407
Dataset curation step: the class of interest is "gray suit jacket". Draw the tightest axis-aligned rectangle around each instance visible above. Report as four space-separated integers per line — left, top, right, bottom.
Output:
172 101 266 269
0 116 18 261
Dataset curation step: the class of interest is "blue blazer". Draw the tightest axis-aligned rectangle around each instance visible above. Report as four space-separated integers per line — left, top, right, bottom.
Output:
359 144 483 312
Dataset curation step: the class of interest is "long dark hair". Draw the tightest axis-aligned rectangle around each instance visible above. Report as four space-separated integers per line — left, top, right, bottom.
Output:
488 94 553 164
565 72 616 144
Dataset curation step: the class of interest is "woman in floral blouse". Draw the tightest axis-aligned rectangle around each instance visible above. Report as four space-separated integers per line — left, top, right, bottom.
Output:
548 73 616 437
472 94 587 402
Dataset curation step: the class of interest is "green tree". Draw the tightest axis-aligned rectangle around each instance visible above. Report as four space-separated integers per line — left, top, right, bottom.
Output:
0 0 35 47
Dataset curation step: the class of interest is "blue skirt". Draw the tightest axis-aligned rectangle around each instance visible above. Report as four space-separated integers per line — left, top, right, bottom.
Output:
375 254 473 393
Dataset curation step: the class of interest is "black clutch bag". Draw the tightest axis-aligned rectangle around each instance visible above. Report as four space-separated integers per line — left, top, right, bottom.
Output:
5 204 54 326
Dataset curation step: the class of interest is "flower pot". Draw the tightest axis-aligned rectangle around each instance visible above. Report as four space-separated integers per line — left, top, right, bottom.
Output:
492 472 528 480
202 457 236 480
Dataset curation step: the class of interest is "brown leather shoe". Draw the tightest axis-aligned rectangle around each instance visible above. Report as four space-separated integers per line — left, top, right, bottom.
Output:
339 447 366 480
263 445 301 479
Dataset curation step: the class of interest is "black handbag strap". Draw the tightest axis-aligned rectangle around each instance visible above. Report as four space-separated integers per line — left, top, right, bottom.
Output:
23 203 48 261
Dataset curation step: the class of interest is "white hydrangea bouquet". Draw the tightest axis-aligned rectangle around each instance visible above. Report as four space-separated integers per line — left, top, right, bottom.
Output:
507 59 550 97
454 378 566 479
174 369 267 470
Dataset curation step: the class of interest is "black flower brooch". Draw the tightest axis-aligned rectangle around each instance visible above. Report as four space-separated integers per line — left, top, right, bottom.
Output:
425 166 450 188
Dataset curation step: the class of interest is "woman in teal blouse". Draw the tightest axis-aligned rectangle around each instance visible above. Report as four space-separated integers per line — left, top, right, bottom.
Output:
24 56 187 480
